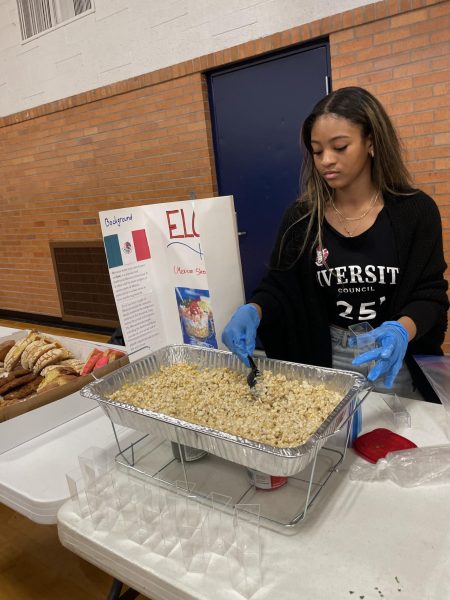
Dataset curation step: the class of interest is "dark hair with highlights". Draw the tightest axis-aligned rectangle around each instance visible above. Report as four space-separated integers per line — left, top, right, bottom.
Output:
276 86 414 266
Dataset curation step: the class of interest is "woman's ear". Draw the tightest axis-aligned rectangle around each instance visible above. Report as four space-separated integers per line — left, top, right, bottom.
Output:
367 135 374 158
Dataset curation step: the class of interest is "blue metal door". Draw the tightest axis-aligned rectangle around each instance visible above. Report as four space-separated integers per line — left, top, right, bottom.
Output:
208 42 330 300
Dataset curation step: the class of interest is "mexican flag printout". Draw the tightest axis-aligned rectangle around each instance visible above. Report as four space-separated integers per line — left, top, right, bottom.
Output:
99 196 245 353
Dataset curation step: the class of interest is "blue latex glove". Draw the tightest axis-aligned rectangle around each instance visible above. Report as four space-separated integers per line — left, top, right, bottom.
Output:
349 321 409 388
221 304 260 367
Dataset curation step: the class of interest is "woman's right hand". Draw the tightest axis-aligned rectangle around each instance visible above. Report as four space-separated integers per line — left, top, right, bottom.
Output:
221 304 261 367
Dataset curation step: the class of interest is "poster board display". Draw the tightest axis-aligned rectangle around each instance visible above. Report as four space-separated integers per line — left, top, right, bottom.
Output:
99 196 245 353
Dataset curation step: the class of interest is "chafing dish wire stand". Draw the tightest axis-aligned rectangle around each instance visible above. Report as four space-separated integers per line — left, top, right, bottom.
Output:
82 345 370 533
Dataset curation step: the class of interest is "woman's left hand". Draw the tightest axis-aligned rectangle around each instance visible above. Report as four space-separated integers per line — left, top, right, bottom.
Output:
349 321 409 388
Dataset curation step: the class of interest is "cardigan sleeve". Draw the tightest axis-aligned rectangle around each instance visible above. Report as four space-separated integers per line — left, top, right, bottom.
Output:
391 192 448 344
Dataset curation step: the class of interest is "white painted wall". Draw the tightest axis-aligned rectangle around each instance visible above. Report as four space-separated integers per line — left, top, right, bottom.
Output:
0 0 377 117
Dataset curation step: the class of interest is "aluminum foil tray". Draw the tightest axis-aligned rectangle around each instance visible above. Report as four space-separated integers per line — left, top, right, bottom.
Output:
81 345 367 476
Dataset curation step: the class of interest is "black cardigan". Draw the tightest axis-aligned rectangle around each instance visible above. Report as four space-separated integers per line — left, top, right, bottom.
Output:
251 190 449 375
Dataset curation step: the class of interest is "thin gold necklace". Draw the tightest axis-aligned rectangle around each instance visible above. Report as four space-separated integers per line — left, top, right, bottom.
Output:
334 212 358 237
331 191 379 222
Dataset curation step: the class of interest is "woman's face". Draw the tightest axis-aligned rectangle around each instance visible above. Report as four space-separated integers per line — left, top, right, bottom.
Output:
310 114 373 190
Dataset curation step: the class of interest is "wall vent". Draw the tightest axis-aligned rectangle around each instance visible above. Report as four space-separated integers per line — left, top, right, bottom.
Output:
17 0 93 41
50 241 119 328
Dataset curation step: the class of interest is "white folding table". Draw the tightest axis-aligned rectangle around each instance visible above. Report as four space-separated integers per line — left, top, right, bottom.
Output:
2 324 448 598
0 398 139 523
55 394 450 600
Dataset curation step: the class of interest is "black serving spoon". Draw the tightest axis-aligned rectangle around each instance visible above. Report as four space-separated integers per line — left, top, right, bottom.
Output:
247 355 263 394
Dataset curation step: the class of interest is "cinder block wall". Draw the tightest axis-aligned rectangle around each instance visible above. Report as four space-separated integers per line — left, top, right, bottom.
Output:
0 0 449 349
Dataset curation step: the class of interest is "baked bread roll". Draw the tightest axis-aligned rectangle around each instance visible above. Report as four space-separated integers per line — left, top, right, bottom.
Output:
2 375 43 401
33 347 74 375
0 372 37 396
10 366 30 377
37 367 78 393
0 372 17 386
40 364 78 377
21 341 59 370
0 340 15 362
4 331 40 371
58 358 84 374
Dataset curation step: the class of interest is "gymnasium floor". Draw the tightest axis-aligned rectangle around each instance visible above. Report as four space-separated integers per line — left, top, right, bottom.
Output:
0 319 150 600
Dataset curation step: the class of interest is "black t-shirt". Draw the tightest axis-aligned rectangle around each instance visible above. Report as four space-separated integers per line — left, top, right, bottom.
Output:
314 209 399 327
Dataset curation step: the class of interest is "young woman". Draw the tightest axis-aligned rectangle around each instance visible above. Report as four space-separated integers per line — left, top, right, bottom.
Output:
222 87 448 398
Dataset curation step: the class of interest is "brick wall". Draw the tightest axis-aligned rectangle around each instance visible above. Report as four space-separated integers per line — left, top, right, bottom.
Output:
0 0 448 350
331 1 450 352
0 74 217 317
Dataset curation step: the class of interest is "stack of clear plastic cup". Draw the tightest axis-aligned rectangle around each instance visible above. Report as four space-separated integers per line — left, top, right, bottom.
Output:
121 478 152 544
227 504 262 598
206 492 233 556
153 484 179 556
78 446 111 484
77 446 119 531
65 467 90 519
174 481 210 573
138 480 172 550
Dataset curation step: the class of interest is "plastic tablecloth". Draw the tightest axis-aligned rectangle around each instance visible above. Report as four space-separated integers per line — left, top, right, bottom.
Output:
57 393 450 600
